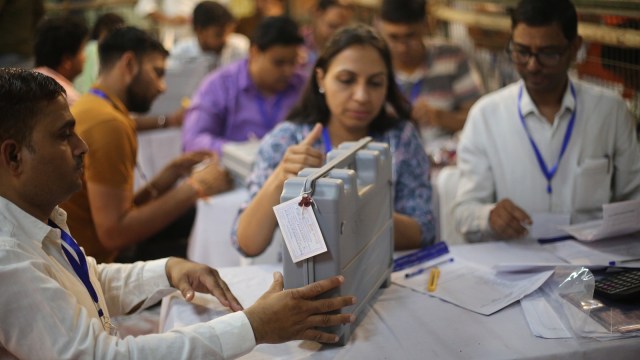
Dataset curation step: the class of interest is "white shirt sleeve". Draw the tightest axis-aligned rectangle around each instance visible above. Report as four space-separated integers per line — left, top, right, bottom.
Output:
452 102 497 242
611 97 640 201
0 245 256 359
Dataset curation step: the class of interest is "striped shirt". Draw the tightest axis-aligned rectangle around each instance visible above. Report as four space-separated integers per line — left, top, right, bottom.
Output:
396 40 483 113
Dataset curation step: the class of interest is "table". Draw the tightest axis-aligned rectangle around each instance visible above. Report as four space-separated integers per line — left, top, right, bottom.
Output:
187 188 248 268
160 242 640 359
135 128 183 190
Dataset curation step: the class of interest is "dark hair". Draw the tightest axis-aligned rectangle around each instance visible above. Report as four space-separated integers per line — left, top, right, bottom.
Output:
98 26 169 71
91 12 125 41
251 16 304 51
317 0 351 11
511 0 578 42
0 68 66 150
34 16 89 70
380 0 426 24
287 24 411 133
193 1 234 30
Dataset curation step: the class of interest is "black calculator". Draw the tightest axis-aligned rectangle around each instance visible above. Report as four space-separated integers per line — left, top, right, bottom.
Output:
594 269 640 301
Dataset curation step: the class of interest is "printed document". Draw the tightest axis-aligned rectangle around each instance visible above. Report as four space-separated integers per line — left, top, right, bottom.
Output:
562 199 640 241
273 195 327 263
393 258 553 315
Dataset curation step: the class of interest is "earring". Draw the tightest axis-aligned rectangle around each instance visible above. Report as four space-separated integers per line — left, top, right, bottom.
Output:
318 87 325 94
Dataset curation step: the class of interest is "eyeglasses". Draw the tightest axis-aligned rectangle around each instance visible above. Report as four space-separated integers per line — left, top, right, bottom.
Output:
505 41 571 67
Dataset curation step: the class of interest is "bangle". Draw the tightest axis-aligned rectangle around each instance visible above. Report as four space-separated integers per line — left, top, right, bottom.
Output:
157 115 167 128
186 177 207 199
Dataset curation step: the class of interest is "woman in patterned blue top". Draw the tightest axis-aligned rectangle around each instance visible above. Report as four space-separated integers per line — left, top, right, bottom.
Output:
235 24 435 256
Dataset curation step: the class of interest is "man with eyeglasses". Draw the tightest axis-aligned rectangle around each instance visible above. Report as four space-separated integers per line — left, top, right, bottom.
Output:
452 0 640 242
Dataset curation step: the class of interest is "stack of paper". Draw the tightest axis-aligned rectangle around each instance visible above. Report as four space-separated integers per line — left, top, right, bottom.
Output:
562 199 640 241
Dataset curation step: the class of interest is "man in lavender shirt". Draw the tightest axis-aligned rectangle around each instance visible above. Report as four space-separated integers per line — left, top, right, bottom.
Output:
182 16 308 155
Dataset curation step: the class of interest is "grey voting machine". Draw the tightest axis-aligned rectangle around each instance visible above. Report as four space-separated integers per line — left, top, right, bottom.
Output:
282 137 393 345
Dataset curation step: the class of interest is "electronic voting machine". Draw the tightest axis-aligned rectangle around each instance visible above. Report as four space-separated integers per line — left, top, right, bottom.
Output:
281 137 393 345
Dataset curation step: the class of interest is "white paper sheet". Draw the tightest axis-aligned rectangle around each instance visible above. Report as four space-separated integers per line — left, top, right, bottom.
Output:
562 199 640 241
543 235 640 267
273 196 327 263
529 213 571 239
493 263 577 272
393 258 553 315
520 289 573 338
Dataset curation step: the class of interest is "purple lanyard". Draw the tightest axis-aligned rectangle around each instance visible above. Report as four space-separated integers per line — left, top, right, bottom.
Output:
517 83 577 194
48 220 105 320
256 93 286 130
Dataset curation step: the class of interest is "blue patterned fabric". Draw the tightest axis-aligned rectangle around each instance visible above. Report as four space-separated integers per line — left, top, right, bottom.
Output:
232 120 436 253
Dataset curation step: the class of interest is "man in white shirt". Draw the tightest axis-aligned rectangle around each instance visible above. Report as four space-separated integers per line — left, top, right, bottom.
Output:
0 68 355 359
169 1 249 72
452 0 640 242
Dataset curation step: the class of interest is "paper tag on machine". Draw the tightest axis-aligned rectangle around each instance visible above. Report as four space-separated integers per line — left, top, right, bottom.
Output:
273 195 327 263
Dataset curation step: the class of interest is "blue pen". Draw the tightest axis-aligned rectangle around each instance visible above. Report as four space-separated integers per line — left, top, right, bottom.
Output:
537 235 575 244
608 258 640 266
405 257 454 279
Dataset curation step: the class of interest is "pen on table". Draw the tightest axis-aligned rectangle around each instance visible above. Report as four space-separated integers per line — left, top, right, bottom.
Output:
608 257 640 266
427 267 440 292
537 235 575 244
404 257 454 279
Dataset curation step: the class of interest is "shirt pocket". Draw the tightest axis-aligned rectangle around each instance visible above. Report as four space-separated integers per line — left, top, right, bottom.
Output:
573 157 612 211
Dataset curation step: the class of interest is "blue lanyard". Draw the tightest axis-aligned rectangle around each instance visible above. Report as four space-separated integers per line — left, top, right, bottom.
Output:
89 88 110 102
48 220 105 320
518 83 577 194
398 79 424 103
408 79 424 103
321 127 332 153
256 93 286 130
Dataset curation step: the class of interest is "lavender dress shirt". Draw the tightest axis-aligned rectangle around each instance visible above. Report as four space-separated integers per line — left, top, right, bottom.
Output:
182 59 308 154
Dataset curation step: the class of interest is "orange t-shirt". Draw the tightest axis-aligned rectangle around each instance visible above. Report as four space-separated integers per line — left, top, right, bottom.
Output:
62 87 137 263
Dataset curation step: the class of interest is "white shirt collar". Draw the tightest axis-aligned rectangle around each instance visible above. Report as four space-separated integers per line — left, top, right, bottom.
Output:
519 78 577 120
0 196 68 246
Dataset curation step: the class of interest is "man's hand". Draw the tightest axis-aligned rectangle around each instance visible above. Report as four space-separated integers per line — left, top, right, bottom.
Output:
273 123 324 183
165 257 243 311
166 106 186 127
189 153 232 196
489 199 532 239
168 151 213 178
244 272 356 345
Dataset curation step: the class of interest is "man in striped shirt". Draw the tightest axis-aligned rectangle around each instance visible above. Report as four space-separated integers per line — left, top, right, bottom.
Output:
377 0 483 143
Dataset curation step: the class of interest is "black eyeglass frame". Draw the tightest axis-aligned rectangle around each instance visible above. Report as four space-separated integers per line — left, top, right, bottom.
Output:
505 40 573 67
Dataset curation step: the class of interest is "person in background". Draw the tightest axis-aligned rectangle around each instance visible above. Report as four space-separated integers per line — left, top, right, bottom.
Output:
299 0 353 73
33 16 89 107
452 0 640 242
235 0 285 38
182 16 307 155
376 0 483 143
0 0 44 68
134 0 199 50
0 68 356 359
235 24 435 257
74 12 126 94
169 1 250 72
63 27 233 263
